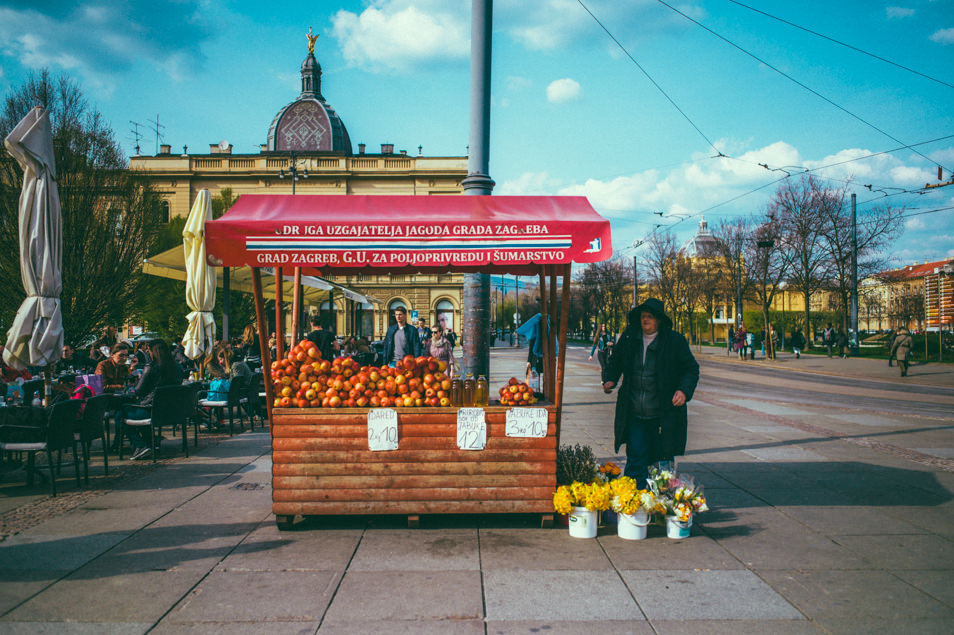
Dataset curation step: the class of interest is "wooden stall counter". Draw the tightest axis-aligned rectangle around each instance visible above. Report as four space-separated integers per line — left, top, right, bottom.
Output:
271 405 557 529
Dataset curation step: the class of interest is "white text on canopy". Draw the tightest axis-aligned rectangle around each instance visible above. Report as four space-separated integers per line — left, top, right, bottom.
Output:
505 407 548 438
456 408 486 451
368 409 398 451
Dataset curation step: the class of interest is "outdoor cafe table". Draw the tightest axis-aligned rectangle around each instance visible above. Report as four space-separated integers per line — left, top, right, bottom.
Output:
204 194 613 528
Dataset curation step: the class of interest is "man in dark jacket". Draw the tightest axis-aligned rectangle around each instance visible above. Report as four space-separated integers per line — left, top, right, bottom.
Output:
383 306 423 366
602 298 700 487
305 314 336 361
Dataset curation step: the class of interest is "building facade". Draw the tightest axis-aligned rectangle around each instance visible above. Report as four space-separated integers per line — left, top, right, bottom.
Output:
131 35 467 340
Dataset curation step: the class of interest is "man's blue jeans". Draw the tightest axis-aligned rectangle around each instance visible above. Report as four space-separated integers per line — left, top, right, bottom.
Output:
624 417 658 489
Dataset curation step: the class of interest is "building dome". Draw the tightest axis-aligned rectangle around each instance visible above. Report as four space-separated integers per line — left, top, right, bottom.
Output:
266 34 352 154
681 216 719 257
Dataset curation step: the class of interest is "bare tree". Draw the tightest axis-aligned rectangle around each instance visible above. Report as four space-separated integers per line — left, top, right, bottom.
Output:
821 195 904 332
712 217 754 328
644 230 682 326
575 256 632 335
0 69 164 346
747 214 795 343
772 175 834 346
693 241 725 344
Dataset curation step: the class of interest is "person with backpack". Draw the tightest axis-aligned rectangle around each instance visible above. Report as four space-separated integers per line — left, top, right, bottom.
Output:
823 323 835 358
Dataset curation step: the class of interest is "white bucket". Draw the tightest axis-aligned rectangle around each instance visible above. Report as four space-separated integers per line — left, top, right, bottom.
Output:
568 507 598 538
666 514 692 539
618 510 651 540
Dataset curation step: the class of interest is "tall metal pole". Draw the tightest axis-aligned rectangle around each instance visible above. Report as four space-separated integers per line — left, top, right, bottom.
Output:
850 193 859 356
461 0 494 378
633 255 638 308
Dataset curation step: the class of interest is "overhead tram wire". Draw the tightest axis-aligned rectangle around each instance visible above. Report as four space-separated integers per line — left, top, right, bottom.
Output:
654 0 951 174
728 0 954 91
575 0 725 158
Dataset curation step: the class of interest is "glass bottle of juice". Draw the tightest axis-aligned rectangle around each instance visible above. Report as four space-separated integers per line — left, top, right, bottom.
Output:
462 373 476 407
450 377 463 406
475 375 488 406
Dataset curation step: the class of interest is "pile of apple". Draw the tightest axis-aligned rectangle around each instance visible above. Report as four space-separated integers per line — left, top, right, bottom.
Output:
497 377 538 406
271 339 452 408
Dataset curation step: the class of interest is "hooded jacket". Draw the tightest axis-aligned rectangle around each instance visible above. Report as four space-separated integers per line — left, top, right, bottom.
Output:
602 298 700 460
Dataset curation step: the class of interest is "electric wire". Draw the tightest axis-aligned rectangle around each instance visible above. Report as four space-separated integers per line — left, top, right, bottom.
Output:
575 0 723 157
728 0 954 90
654 0 950 173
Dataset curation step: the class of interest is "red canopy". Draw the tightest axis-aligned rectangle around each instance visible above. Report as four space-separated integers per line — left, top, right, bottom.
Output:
204 194 612 274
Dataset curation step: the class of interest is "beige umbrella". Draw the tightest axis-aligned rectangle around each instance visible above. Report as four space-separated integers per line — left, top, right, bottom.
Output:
2 106 63 376
181 189 216 360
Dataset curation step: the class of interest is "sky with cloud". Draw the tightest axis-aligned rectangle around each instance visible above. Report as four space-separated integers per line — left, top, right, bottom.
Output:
1 0 952 266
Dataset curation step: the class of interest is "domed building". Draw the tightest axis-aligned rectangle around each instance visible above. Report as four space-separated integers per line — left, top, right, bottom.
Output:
132 30 467 341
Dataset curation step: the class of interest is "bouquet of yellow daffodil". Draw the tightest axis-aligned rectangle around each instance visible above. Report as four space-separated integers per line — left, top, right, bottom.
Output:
609 476 664 516
553 480 612 514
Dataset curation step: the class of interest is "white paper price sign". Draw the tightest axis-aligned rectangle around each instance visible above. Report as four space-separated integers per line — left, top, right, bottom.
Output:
456 408 486 450
367 408 398 451
505 407 548 437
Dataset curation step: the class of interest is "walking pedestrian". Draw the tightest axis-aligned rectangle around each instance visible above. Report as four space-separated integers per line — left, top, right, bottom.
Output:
735 324 748 360
589 323 612 372
887 329 897 366
791 328 805 359
823 323 835 357
601 298 699 487
890 327 913 377
727 326 735 357
836 329 848 358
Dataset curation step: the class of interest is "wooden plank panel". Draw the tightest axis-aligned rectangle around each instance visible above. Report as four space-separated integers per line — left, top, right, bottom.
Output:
272 436 556 452
273 486 556 502
271 406 556 425
273 474 556 489
272 449 555 463
274 499 553 516
272 422 558 438
272 461 556 477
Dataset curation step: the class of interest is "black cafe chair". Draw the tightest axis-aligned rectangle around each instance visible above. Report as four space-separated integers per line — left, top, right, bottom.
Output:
240 372 264 430
74 394 111 484
198 375 249 436
0 400 82 496
121 385 189 463
21 378 45 405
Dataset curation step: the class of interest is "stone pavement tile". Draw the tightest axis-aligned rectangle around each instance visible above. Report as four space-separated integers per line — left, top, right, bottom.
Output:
0 623 150 634
217 524 360 572
0 569 63 615
777 505 926 536
1 569 206 622
759 570 954 621
154 622 317 635
710 529 873 570
600 530 743 570
321 571 483 622
651 620 823 634
484 570 643 621
485 620 654 634
814 618 954 635
348 529 478 571
882 503 954 537
741 488 855 507
319 619 484 634
621 570 802 620
893 570 954 608
479 529 613 571
165 570 337 624
0 531 130 570
25 504 168 536
833 534 954 570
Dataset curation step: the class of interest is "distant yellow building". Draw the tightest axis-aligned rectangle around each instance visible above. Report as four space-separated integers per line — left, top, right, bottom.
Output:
132 36 467 339
860 259 954 332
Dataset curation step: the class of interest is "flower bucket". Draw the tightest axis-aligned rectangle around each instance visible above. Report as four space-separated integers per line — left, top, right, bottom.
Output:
665 514 692 539
618 510 651 540
568 506 598 538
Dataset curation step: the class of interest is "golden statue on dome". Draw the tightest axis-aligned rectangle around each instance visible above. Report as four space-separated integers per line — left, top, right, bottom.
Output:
306 26 319 54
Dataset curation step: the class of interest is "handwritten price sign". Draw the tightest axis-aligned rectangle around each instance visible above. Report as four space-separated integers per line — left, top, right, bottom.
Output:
505 407 548 437
456 408 486 450
367 408 398 451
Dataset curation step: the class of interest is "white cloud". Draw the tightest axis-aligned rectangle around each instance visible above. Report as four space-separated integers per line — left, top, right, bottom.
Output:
930 27 954 44
497 171 564 195
905 217 926 230
546 78 582 103
330 1 470 73
886 7 915 18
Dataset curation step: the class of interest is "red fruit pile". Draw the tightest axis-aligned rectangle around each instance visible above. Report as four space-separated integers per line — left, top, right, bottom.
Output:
270 340 452 408
497 377 538 406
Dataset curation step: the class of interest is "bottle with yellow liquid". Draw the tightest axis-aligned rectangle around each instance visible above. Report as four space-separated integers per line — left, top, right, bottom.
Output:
462 373 476 407
475 375 488 406
450 377 463 406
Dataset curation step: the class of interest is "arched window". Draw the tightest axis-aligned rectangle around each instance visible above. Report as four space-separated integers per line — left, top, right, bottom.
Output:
160 200 170 223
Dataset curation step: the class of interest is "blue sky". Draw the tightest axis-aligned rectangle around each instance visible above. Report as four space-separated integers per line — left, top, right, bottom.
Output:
1 0 952 266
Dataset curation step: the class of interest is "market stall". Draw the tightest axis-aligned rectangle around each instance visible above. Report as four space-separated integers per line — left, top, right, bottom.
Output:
204 194 612 528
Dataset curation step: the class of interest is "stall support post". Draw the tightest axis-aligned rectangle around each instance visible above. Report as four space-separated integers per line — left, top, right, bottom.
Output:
462 273 490 378
252 267 274 426
555 264 571 447
275 267 284 360
291 267 302 345
548 267 558 399
537 270 550 398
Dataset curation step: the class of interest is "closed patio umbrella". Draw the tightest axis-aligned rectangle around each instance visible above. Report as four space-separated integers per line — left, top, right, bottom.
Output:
2 106 63 381
181 189 216 360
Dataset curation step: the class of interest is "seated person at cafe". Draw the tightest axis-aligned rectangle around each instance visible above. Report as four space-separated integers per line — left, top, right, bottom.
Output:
206 343 251 381
89 325 120 365
118 339 183 460
95 344 131 392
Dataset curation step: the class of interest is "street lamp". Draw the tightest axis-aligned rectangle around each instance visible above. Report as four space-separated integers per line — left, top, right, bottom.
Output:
778 280 787 352
757 238 774 359
279 152 308 194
